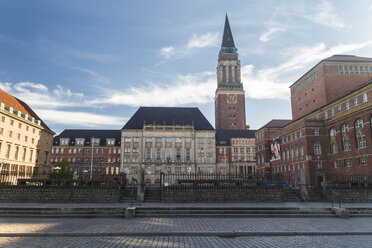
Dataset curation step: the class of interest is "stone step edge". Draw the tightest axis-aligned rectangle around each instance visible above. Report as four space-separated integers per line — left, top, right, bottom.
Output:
1 231 372 237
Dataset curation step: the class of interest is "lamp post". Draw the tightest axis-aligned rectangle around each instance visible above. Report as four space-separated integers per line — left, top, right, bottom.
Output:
83 169 88 181
53 166 61 183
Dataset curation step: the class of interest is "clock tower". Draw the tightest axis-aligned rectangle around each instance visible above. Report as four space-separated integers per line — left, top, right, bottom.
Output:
215 14 246 130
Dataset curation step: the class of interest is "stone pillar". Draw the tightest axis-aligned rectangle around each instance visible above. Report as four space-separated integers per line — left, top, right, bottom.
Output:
300 168 309 201
137 166 145 202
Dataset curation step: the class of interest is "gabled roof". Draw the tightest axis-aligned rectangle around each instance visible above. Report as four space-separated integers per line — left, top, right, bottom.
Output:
0 88 53 133
122 107 214 131
53 129 121 146
216 129 256 146
260 119 292 129
221 14 235 48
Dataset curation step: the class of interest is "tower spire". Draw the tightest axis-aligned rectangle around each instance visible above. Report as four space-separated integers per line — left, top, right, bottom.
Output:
221 14 235 48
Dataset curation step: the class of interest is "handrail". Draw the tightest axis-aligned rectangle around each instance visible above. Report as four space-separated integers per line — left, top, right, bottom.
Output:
330 189 341 208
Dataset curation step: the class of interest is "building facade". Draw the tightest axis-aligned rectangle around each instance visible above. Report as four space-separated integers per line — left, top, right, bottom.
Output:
0 89 54 184
121 107 216 184
256 55 372 185
51 130 121 180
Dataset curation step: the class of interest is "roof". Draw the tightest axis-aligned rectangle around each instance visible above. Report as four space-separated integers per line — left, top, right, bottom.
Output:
221 14 235 48
323 55 372 62
260 119 292 129
122 107 214 131
53 129 121 146
0 88 53 133
216 129 256 146
290 54 372 88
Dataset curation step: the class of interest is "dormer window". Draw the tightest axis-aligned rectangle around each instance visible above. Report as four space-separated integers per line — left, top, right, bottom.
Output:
91 138 100 146
60 138 69 146
106 139 115 146
75 138 85 146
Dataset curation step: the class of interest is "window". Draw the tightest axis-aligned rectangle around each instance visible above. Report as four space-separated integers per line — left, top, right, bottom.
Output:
185 138 191 143
316 161 322 169
8 131 12 138
355 119 364 129
354 97 359 106
17 133 20 140
133 137 139 142
331 108 335 116
14 146 19 160
124 137 131 142
295 146 299 157
299 146 304 156
0 127 3 135
60 138 69 145
333 160 339 169
155 166 161 175
1 116 4 123
357 135 366 148
314 143 321 155
106 139 115 146
345 101 350 110
198 139 204 144
185 148 191 161
338 105 342 113
313 128 319 136
325 111 328 118
299 130 302 137
341 124 349 133
343 139 351 151
331 142 338 154
330 128 336 137
175 138 182 143
359 156 368 166
363 93 368 102
10 120 14 126
165 138 172 143
344 158 352 168
175 167 181 174
145 148 151 160
145 137 152 143
155 137 162 143
165 148 172 162
156 148 161 160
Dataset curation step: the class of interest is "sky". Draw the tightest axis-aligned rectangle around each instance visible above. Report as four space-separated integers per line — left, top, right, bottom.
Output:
1 0 372 135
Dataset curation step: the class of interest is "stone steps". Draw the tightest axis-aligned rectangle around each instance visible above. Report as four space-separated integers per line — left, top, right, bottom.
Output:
144 186 161 202
348 208 372 217
119 186 137 203
134 207 336 218
0 207 126 218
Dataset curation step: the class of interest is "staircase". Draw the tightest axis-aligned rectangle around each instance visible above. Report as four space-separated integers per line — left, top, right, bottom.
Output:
307 187 325 202
144 186 161 202
348 208 372 217
119 186 138 203
0 207 126 218
134 207 337 218
284 188 302 202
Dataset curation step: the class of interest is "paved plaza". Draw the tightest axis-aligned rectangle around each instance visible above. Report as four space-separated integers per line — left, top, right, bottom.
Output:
1 216 372 247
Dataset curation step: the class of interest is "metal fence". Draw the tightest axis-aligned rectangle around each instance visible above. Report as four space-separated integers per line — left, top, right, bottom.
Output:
322 173 372 186
0 171 125 187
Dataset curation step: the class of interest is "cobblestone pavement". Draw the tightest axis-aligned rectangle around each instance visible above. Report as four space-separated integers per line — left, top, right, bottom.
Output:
1 217 372 234
1 235 372 248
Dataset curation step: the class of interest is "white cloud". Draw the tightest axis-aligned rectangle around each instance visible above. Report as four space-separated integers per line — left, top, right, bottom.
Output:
36 109 127 128
159 32 219 59
0 82 12 92
159 46 175 59
92 71 215 107
241 41 372 100
306 0 345 28
1 81 85 109
259 27 286 42
187 32 219 49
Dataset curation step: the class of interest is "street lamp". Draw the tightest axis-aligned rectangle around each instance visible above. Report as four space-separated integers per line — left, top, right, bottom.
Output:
53 166 61 183
83 169 88 181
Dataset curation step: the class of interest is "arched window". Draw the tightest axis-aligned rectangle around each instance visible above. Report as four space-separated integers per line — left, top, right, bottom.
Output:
355 118 366 148
330 128 336 136
342 124 349 133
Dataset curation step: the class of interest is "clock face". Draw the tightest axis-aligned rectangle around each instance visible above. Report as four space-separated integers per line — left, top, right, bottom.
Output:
227 94 237 103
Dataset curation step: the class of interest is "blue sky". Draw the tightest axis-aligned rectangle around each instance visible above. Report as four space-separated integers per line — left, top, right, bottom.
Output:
1 0 372 135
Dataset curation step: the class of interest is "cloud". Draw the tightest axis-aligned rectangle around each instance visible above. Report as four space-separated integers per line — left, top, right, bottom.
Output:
1 81 86 109
92 72 215 107
241 41 372 100
306 0 345 28
159 46 175 59
35 109 127 128
259 27 286 42
187 32 219 49
159 32 219 59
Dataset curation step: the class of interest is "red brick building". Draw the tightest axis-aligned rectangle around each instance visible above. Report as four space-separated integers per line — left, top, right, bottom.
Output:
256 55 372 185
51 130 121 179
